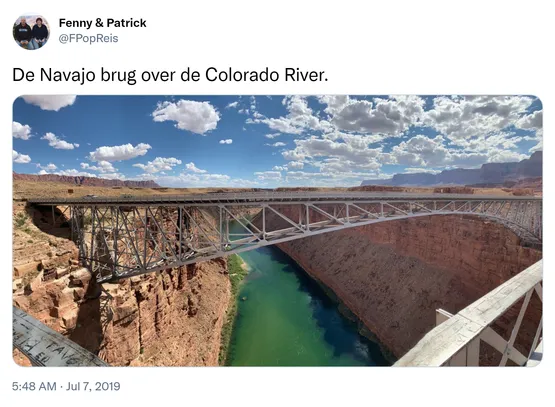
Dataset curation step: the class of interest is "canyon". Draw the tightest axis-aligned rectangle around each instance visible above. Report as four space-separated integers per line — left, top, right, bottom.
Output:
258 210 542 362
13 182 542 366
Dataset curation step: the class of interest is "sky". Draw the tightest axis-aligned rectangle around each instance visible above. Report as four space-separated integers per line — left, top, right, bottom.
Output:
12 95 543 188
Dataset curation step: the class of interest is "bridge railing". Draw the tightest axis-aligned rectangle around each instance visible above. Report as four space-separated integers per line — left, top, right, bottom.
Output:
394 260 542 367
13 306 109 366
36 197 541 282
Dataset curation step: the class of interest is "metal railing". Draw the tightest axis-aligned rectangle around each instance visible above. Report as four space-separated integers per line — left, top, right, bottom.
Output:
13 306 109 367
394 260 543 366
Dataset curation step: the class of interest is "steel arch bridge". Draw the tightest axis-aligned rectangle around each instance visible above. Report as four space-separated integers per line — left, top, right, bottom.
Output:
29 192 542 283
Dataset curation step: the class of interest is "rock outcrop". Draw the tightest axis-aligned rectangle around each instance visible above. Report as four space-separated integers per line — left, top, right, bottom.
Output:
362 151 542 186
13 172 160 188
13 258 230 366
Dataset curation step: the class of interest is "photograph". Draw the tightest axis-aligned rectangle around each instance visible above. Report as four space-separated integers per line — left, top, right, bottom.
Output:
13 15 50 50
12 94 542 367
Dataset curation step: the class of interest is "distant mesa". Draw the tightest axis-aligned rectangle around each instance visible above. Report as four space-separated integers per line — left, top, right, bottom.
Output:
361 151 542 187
12 172 160 188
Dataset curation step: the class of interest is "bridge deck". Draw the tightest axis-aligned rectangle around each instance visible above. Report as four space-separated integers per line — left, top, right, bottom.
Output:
28 191 541 206
394 260 542 366
24 192 542 282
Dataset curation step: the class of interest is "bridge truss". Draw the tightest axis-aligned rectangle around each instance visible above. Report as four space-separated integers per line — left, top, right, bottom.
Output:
30 193 542 283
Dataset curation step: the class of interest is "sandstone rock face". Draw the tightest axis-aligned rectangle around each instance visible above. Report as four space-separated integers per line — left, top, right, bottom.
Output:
25 271 44 293
275 214 542 360
94 261 230 366
13 261 41 277
13 200 231 367
13 261 230 366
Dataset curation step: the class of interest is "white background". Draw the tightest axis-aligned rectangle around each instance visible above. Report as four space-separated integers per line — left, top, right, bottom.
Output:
2 0 553 405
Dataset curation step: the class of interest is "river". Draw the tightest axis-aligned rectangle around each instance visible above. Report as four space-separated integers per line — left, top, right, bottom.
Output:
226 223 389 366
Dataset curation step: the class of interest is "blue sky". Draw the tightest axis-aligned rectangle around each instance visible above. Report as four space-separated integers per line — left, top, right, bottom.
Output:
12 95 542 187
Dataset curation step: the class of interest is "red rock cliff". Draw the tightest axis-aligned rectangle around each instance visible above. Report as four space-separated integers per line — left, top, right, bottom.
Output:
13 258 231 366
273 214 542 359
13 202 231 366
13 172 160 188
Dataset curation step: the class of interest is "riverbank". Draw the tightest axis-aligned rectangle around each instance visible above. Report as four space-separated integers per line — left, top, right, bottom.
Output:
219 254 249 365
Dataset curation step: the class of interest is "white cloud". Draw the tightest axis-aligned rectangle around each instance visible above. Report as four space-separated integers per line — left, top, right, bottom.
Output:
37 163 57 171
133 171 260 188
254 171 282 180
288 161 304 169
423 96 534 145
152 100 220 135
516 109 542 132
264 133 281 139
514 109 543 153
98 172 126 180
283 136 383 170
226 101 239 109
81 161 117 173
54 169 97 177
529 138 543 153
266 142 286 147
248 95 543 185
181 173 229 182
330 95 425 136
251 117 304 134
22 95 77 111
391 135 451 167
12 121 32 140
403 167 442 174
13 150 31 164
89 143 151 162
41 132 79 150
219 139 233 144
132 157 182 173
248 95 332 135
184 162 207 173
389 134 521 167
317 95 351 115
487 150 528 163
48 168 125 180
283 170 389 187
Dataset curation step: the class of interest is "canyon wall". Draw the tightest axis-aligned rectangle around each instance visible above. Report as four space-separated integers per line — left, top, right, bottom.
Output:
272 214 542 360
13 203 231 366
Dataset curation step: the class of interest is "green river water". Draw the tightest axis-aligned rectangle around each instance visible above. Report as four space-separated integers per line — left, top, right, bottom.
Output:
226 224 389 366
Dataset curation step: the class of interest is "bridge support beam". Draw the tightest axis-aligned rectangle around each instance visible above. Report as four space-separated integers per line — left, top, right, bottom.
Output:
29 194 542 282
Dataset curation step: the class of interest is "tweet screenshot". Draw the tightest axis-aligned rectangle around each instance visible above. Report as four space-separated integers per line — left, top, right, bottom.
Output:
3 1 552 406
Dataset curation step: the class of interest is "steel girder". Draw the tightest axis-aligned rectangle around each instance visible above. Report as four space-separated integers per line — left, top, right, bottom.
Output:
47 198 542 282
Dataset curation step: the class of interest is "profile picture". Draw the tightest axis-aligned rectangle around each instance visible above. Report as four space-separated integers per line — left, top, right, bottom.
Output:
13 15 49 50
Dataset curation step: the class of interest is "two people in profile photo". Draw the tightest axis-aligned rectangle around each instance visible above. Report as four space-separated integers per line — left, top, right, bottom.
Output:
14 16 49 50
